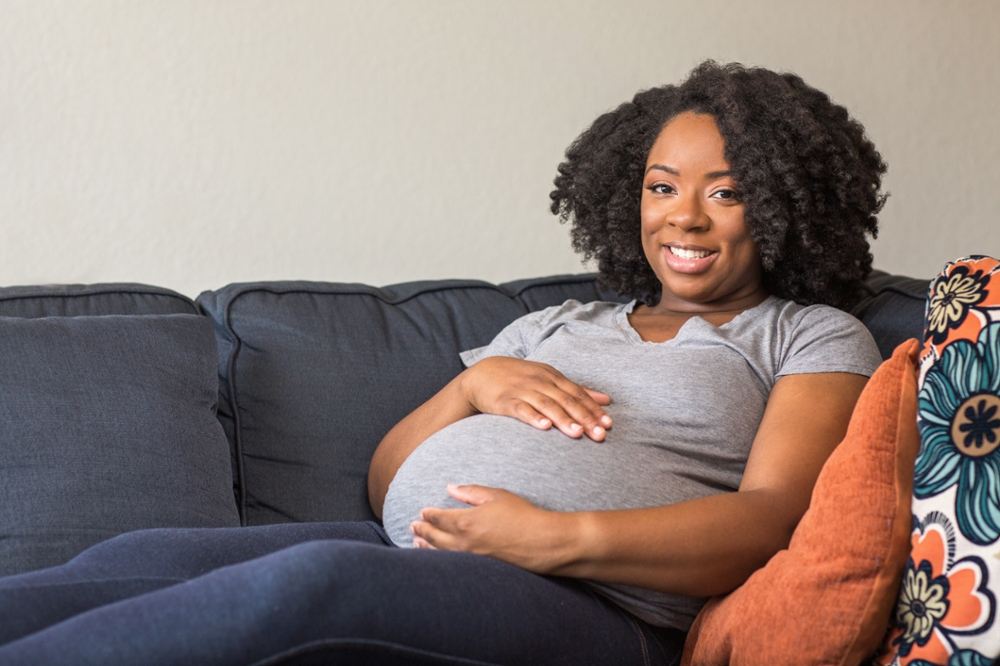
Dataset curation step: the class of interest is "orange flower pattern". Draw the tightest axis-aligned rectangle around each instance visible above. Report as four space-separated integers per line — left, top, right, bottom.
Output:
877 514 994 665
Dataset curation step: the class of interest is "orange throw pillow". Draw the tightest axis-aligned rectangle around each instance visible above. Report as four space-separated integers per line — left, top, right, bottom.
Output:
681 338 920 666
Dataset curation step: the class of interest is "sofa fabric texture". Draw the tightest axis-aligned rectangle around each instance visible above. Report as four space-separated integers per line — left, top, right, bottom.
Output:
0 314 240 576
0 272 931 577
681 338 921 665
0 283 198 318
196 280 532 525
197 272 929 528
850 270 928 362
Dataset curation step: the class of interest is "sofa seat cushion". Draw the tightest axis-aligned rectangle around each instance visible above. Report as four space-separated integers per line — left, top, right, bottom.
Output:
0 314 240 576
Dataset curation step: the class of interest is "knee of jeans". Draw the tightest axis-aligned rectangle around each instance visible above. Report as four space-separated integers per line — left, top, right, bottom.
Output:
240 540 395 614
71 528 175 562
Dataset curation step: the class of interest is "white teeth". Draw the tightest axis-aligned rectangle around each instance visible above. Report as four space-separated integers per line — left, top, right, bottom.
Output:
669 247 711 260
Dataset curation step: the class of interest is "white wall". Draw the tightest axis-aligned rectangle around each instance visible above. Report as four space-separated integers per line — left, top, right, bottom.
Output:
1 0 997 297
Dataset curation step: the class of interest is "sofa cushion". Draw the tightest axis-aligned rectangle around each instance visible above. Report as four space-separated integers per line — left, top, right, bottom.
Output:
499 273 628 311
0 283 197 318
0 314 240 576
681 339 920 665
851 270 930 360
197 280 529 525
198 272 930 527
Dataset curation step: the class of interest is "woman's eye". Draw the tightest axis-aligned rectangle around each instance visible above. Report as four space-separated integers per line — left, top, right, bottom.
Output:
712 189 739 201
647 183 676 195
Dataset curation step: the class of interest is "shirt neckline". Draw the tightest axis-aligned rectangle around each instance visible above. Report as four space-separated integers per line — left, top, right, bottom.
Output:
616 295 778 345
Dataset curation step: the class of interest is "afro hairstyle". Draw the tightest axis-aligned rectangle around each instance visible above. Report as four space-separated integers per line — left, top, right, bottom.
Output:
549 60 888 310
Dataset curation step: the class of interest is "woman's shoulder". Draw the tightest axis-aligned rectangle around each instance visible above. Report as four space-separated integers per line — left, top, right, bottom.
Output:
752 296 882 378
758 296 871 339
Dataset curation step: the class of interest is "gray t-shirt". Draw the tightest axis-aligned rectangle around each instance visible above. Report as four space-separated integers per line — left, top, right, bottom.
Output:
382 296 882 629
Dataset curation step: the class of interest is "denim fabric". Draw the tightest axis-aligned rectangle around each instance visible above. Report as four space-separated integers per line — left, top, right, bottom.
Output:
0 522 684 666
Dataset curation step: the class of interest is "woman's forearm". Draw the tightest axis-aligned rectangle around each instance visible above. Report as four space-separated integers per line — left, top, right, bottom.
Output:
411 372 866 596
547 488 802 597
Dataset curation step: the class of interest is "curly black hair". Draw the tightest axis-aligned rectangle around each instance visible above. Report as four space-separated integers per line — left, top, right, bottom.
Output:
550 61 888 310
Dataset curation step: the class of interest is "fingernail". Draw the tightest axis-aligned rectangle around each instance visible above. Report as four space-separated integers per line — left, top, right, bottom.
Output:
593 426 605 437
570 423 582 432
409 522 417 534
539 418 551 427
601 415 612 427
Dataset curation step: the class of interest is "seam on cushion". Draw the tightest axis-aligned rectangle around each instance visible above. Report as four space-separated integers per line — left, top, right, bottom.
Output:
221 295 248 526
0 295 197 314
0 285 195 307
0 284 192 297
499 273 601 298
245 637 504 666
219 280 512 308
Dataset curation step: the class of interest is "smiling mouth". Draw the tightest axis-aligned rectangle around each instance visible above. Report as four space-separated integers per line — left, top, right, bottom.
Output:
668 246 714 260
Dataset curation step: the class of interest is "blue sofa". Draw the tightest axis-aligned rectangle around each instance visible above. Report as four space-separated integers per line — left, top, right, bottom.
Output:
0 270 928 567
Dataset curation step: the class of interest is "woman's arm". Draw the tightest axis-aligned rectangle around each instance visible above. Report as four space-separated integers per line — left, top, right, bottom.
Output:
367 356 613 518
409 371 868 597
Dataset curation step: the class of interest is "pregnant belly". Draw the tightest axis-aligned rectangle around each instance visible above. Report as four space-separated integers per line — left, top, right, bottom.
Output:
381 414 709 547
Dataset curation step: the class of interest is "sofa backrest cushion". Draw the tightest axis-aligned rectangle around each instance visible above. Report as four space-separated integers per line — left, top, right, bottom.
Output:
0 283 197 318
851 270 929 361
198 272 930 526
197 280 531 525
0 314 240 576
498 274 628 311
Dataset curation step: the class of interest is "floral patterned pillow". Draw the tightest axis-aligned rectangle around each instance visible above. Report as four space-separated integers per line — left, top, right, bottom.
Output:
877 255 1000 666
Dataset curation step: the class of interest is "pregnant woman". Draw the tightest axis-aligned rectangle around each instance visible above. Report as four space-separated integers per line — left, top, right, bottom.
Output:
0 61 886 666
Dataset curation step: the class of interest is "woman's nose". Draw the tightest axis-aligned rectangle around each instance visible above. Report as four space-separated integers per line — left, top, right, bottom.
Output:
666 194 709 231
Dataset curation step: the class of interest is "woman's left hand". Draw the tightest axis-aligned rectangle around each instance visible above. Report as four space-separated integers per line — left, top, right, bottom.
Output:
410 485 575 574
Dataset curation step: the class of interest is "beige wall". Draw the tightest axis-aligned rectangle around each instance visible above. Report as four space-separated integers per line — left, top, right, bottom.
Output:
1 0 997 297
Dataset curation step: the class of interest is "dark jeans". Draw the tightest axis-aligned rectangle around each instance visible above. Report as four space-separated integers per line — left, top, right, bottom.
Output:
0 522 685 665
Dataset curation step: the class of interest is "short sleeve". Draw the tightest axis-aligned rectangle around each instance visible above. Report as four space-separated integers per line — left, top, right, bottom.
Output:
459 299 587 367
776 305 884 379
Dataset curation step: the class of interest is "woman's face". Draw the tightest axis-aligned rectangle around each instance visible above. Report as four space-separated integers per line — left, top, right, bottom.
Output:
640 112 765 312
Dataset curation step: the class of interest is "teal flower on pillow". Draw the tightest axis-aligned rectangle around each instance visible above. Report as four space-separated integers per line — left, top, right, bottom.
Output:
915 323 1000 545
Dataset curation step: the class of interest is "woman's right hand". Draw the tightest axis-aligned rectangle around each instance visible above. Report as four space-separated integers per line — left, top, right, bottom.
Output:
369 356 612 516
458 356 612 441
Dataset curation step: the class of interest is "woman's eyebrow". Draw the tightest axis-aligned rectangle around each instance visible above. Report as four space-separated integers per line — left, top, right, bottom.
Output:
644 165 734 180
645 164 679 175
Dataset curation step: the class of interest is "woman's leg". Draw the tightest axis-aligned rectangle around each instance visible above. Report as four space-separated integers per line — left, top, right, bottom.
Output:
0 538 685 666
0 521 389 646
